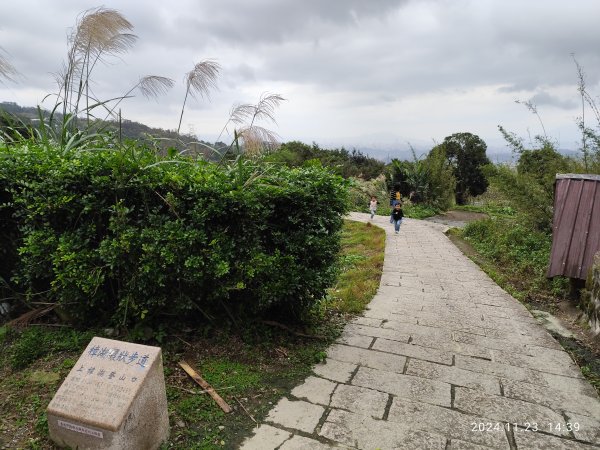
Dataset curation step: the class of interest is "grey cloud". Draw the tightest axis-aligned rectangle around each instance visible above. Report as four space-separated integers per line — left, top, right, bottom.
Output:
2 0 600 150
529 91 577 110
140 0 410 51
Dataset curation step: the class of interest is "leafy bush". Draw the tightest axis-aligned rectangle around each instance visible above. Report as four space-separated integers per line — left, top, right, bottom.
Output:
386 145 455 210
483 164 555 232
0 144 348 328
403 203 440 219
346 175 389 213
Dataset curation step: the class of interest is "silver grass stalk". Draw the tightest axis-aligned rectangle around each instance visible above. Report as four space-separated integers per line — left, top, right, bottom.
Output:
59 7 137 120
177 60 221 134
101 75 174 121
0 49 18 83
218 93 285 143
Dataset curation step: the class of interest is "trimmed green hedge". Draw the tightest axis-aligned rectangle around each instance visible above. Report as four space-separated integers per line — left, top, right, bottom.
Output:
0 144 349 327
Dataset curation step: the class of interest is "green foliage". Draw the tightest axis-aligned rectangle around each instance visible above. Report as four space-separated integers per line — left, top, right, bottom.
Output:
386 145 455 210
462 217 554 290
484 164 555 232
0 143 348 328
517 144 573 185
346 175 389 213
269 141 385 180
423 145 456 210
5 327 93 370
403 203 440 219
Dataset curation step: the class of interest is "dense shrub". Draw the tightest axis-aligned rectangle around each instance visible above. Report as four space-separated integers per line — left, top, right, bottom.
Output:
0 144 348 327
483 164 555 232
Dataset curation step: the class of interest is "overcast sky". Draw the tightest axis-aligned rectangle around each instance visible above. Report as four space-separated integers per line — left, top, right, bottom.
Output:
2 0 600 158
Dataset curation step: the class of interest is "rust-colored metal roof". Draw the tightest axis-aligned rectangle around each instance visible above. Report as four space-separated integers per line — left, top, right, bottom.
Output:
547 174 600 280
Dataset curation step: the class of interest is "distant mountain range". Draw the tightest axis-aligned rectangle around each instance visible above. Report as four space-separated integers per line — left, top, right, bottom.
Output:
0 101 197 143
1 101 582 163
347 142 581 164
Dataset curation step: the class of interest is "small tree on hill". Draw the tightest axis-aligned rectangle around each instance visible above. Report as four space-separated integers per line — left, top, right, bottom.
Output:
439 132 490 204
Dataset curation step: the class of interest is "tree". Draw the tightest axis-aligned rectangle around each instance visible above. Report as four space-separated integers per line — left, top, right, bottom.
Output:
440 132 490 204
424 145 455 210
517 143 571 187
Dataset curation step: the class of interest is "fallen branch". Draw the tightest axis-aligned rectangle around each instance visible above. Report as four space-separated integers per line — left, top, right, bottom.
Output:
261 320 325 340
178 360 232 413
233 396 257 424
172 385 235 396
7 305 57 327
172 334 193 347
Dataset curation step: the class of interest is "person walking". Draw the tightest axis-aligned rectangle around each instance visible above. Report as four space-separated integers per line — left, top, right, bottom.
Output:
369 196 378 219
389 186 401 207
390 202 404 234
389 186 402 222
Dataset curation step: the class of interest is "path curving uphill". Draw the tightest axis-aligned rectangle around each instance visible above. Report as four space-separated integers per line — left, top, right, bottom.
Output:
240 213 600 449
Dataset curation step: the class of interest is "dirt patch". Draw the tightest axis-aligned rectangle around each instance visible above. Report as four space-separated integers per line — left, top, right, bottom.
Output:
439 210 488 222
425 210 488 228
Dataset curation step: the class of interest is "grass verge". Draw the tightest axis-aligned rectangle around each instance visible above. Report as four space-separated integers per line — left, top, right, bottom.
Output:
0 219 385 449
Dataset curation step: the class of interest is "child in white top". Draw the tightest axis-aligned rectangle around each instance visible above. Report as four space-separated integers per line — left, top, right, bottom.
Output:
369 196 378 219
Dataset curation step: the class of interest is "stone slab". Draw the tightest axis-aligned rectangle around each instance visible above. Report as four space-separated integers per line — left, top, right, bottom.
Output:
279 434 350 449
409 334 493 360
246 214 600 449
265 398 324 433
352 366 451 407
490 347 583 378
319 409 447 449
47 336 169 450
565 412 600 444
372 338 453 364
405 359 500 395
387 398 509 449
337 331 374 349
290 376 337 406
454 355 548 386
453 387 568 437
449 438 505 449
330 384 389 419
513 430 595 450
502 378 600 418
344 323 411 343
351 316 383 327
326 343 407 374
381 320 458 339
239 424 291 450
312 360 356 383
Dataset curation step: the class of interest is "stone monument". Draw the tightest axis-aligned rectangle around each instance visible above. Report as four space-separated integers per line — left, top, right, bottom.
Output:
47 336 169 449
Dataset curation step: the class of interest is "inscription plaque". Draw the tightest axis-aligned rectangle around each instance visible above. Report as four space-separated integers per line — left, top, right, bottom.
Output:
47 336 169 449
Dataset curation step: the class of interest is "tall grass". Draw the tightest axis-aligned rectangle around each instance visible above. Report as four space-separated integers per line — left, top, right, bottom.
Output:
0 7 285 162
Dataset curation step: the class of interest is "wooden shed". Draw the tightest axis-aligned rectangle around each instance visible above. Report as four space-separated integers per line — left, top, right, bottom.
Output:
547 174 600 280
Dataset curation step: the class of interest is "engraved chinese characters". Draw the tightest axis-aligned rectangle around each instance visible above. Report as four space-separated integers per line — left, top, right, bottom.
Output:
47 337 169 450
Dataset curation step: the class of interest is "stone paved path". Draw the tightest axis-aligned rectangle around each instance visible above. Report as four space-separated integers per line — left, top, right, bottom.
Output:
240 213 600 449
